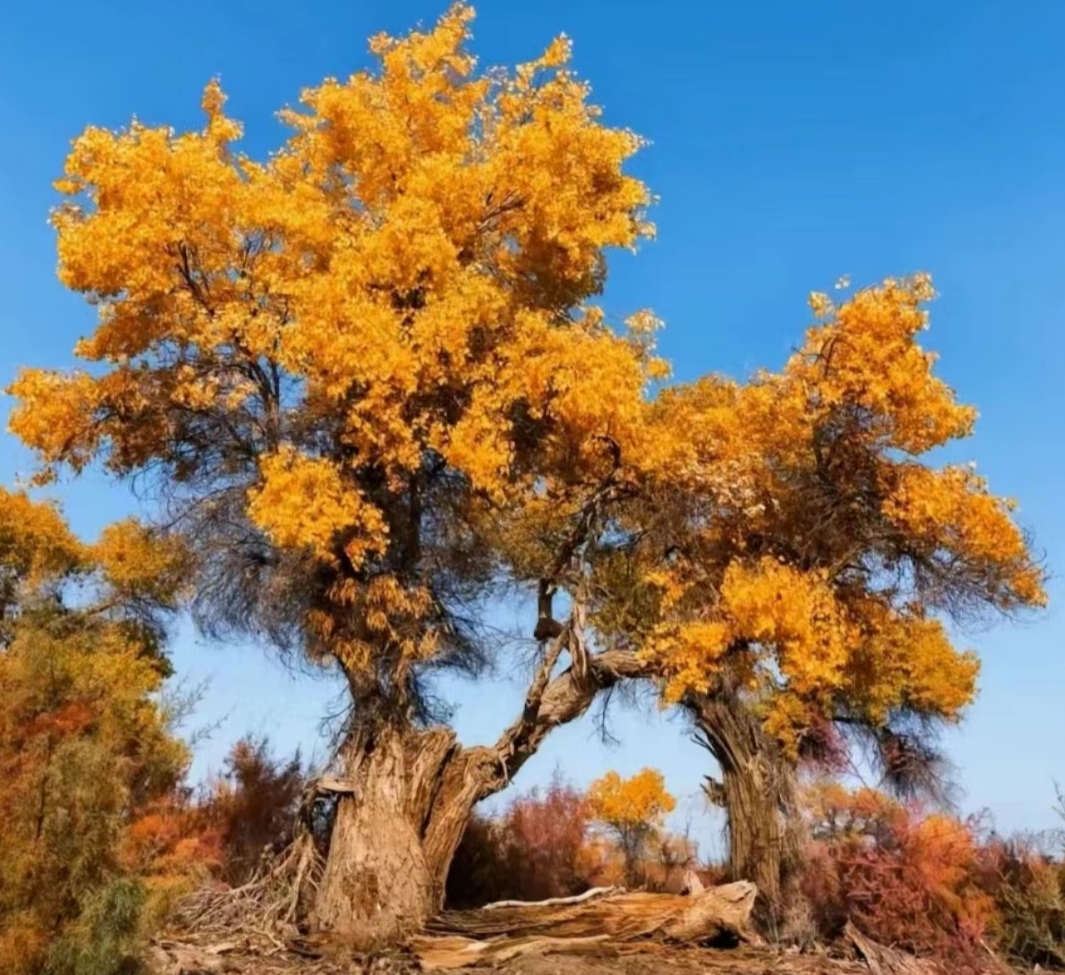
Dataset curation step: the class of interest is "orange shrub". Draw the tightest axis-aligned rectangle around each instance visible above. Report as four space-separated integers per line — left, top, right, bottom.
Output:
801 783 996 973
0 915 46 975
120 736 305 897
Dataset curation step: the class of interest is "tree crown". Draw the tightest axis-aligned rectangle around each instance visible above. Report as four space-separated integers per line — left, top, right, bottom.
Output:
586 768 676 832
7 4 659 715
5 7 1044 752
593 276 1045 752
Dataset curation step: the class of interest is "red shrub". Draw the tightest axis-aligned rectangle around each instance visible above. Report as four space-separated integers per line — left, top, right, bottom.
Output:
801 784 995 973
447 774 592 907
196 736 306 885
506 778 592 898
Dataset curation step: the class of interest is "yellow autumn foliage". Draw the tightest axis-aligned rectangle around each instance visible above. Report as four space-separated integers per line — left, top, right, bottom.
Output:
0 489 85 595
586 768 676 831
3 3 1044 760
613 276 1044 751
0 488 188 633
7 4 660 674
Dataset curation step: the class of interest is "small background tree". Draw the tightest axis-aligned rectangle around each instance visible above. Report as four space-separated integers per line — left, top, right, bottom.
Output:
586 768 676 887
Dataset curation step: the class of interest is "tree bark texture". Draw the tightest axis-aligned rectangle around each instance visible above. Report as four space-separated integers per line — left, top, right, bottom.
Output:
311 724 474 945
311 647 651 946
693 695 804 928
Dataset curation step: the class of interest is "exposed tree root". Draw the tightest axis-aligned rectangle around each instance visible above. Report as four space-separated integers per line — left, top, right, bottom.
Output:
176 831 325 938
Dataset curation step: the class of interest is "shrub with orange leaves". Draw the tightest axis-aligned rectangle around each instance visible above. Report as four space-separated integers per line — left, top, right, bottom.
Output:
120 735 306 911
123 807 221 878
800 782 997 972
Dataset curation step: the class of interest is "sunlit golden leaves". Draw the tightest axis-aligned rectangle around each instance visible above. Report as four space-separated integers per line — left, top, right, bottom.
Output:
5 371 99 484
0 488 85 593
0 489 189 644
642 559 853 740
246 447 387 566
880 464 1045 609
90 519 191 609
3 0 1044 758
791 275 976 455
841 601 979 726
7 4 659 684
616 274 1044 752
587 768 676 833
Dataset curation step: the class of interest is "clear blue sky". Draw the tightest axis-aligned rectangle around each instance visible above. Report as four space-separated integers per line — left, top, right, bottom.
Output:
2 0 1063 855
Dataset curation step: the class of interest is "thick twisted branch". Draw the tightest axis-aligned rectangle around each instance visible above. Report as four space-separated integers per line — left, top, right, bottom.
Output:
470 646 651 800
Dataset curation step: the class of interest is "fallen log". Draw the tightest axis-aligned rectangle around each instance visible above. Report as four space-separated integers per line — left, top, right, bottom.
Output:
413 882 758 967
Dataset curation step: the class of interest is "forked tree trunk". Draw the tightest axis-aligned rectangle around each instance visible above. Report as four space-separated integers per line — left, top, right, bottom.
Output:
310 647 651 946
693 695 804 928
312 725 480 946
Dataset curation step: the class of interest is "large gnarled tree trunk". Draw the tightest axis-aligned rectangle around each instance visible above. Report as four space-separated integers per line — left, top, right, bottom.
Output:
311 648 650 946
692 694 804 928
312 726 472 944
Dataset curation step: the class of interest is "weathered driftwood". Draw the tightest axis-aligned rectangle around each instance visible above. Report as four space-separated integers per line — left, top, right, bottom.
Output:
411 882 758 967
843 923 939 975
481 886 623 911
